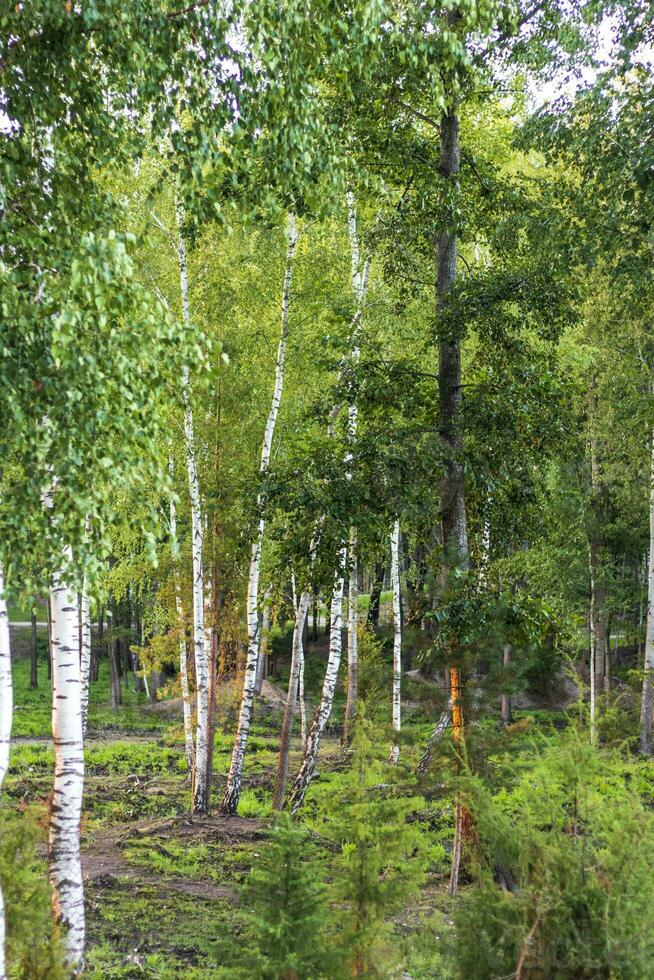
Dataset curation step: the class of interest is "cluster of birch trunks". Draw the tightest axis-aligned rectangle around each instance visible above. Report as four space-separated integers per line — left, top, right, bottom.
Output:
0 194 413 975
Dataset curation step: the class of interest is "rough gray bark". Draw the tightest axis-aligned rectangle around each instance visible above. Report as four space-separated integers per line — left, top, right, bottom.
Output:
437 93 470 901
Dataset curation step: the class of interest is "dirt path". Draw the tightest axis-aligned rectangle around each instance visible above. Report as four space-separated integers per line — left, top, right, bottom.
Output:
13 733 160 746
83 812 267 902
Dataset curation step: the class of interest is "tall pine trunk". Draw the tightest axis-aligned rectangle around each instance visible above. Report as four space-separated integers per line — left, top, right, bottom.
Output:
367 562 384 628
437 98 470 899
640 427 654 754
49 557 85 967
177 202 210 813
273 590 311 809
221 213 298 814
389 519 402 764
287 571 345 812
0 564 12 979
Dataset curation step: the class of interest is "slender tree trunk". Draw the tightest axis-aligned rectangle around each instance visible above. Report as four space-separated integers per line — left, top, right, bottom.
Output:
437 95 471 900
312 591 318 642
342 192 372 739
500 643 513 727
299 643 307 750
49 556 85 967
107 607 122 710
273 590 311 809
92 609 102 683
367 562 384 628
389 519 402 764
344 532 359 741
79 580 91 739
30 610 38 689
589 377 609 695
416 706 451 775
177 202 210 814
288 572 345 812
221 213 298 814
169 481 195 774
254 590 272 696
640 429 654 754
0 563 12 980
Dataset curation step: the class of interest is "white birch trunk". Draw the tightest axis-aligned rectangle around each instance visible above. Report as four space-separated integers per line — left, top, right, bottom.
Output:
221 213 298 814
416 706 451 774
344 530 359 740
299 644 307 750
79 579 91 739
389 518 402 764
177 201 210 813
640 428 654 754
49 557 85 967
0 563 12 980
342 193 372 739
273 589 311 808
288 569 345 812
254 593 272 695
169 479 195 774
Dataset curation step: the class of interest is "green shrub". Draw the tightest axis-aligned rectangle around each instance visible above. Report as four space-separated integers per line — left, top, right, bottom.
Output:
0 810 66 978
238 813 336 979
320 714 430 977
454 731 654 979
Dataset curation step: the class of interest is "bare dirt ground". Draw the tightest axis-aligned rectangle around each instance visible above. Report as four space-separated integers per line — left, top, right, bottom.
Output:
83 812 267 901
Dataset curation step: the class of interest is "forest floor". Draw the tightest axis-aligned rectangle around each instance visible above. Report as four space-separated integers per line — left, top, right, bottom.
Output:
6 634 629 978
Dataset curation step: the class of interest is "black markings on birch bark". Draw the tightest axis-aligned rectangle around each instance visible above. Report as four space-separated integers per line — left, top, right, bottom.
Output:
49 563 86 968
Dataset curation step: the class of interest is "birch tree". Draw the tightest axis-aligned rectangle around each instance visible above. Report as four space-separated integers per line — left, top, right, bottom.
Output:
0 563 12 980
287 571 346 812
79 579 92 740
177 203 211 814
389 519 402 764
343 192 372 741
273 588 311 809
48 547 85 967
169 473 195 774
221 213 299 814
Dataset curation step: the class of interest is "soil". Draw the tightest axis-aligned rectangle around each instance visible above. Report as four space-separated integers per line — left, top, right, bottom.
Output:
83 812 267 902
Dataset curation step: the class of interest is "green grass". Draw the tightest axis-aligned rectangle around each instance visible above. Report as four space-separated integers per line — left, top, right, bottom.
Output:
11 658 164 737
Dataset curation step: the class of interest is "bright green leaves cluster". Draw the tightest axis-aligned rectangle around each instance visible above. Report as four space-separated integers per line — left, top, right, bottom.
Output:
457 730 654 977
0 229 199 597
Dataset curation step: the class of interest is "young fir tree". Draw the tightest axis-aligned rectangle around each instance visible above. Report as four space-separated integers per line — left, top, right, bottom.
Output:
322 713 428 977
239 812 336 980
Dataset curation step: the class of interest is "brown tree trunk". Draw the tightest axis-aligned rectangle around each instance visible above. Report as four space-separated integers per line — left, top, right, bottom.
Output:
437 91 471 899
367 562 385 629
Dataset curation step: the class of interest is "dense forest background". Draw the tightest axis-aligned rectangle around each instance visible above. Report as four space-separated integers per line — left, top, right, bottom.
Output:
2 1 654 977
